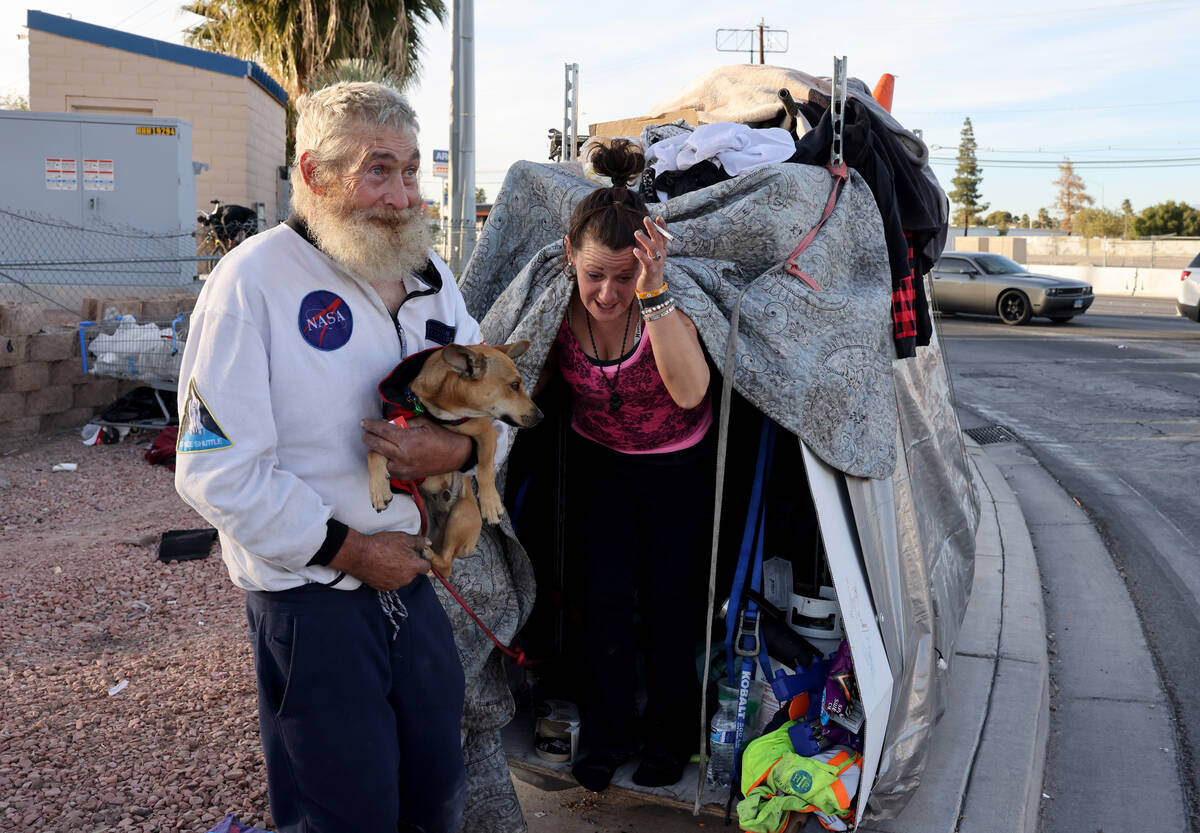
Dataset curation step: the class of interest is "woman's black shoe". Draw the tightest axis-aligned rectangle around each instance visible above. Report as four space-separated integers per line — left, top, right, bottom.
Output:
632 749 688 787
572 752 628 792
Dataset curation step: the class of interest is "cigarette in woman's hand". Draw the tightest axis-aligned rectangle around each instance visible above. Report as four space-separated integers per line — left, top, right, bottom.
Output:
654 221 675 241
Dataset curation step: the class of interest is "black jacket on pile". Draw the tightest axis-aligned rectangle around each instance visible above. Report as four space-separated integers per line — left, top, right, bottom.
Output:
791 98 942 357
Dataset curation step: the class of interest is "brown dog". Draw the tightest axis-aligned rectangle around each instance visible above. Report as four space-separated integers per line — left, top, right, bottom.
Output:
368 341 542 576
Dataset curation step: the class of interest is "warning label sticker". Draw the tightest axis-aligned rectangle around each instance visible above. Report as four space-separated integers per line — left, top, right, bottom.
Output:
45 158 78 190
83 159 115 191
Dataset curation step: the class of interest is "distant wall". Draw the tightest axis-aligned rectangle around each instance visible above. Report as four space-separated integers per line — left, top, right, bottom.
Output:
950 236 1181 298
953 233 1197 269
1023 265 1180 299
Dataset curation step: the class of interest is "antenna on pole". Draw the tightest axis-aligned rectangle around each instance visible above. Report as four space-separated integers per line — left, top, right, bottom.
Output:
715 20 788 64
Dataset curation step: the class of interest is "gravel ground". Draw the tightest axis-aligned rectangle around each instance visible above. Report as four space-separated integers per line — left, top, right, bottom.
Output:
0 429 272 833
0 429 722 833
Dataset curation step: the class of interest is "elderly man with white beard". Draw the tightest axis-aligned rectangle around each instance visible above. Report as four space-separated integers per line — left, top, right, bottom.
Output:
174 82 495 833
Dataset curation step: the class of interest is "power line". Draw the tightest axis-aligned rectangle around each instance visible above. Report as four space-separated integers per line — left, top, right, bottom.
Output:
929 156 1200 168
869 0 1188 26
112 0 167 30
905 96 1200 117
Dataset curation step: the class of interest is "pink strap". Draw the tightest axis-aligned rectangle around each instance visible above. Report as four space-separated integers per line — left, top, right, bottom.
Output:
784 162 850 291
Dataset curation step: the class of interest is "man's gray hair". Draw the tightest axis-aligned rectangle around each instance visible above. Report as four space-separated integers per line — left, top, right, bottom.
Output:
293 82 419 177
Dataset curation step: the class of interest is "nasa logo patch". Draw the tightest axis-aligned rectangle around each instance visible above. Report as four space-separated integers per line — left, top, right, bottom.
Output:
298 290 353 350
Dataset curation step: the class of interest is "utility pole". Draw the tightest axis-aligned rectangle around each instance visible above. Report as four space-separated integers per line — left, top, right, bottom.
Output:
448 0 476 274
562 63 580 163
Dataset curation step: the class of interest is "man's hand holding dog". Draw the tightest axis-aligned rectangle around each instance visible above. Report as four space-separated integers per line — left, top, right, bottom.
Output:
361 417 473 481
330 528 431 591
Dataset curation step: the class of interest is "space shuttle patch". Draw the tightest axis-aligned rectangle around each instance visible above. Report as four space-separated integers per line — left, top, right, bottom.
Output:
176 378 233 453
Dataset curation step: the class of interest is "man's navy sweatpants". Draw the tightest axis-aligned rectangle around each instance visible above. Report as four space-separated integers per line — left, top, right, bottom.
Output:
245 576 466 833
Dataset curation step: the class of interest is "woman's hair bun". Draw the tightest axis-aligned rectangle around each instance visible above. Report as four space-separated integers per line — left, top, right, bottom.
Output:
588 138 645 188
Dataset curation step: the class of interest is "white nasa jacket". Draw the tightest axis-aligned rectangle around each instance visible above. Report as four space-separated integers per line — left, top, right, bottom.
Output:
174 221 503 592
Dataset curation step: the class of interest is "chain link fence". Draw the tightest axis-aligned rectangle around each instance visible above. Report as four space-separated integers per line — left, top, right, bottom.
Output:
0 206 253 320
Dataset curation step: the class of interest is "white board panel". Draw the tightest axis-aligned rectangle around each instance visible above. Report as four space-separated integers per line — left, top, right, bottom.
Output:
802 440 893 827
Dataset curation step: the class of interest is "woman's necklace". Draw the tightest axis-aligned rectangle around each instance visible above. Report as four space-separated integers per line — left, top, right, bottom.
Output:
584 301 635 414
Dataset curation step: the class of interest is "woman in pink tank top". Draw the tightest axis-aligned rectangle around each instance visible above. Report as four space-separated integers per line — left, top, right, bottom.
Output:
532 139 715 792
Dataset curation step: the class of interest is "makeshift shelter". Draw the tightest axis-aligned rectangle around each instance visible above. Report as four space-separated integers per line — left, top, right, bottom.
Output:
443 65 979 831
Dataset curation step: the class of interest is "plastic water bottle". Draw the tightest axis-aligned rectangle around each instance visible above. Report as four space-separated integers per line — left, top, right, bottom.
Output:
705 681 739 789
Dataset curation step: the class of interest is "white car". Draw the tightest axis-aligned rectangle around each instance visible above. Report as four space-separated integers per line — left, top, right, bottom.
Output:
1178 252 1200 323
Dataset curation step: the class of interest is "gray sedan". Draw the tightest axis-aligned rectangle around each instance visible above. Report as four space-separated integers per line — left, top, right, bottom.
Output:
930 252 1094 325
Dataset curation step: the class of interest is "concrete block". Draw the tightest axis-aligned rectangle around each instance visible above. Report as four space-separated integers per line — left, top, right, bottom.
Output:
80 298 104 321
24 385 74 417
140 296 193 320
0 392 26 422
1039 696 1184 833
957 555 1001 658
957 658 1048 833
0 337 28 368
41 407 96 431
0 416 41 438
28 330 79 363
1035 521 1159 699
50 359 89 386
103 299 143 320
73 378 121 409
999 528 1048 666
0 303 45 336
2 362 50 393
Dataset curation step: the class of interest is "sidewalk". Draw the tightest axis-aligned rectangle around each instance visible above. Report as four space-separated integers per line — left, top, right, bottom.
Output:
858 437 1050 833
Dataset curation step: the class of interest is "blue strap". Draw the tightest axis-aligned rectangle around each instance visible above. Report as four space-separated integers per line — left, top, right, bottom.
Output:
725 417 778 790
725 416 775 682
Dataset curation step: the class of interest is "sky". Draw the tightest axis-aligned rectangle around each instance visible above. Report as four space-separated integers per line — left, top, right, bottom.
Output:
3 0 1199 220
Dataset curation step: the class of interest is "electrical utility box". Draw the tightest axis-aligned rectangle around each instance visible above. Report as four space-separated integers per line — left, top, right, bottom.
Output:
0 111 197 294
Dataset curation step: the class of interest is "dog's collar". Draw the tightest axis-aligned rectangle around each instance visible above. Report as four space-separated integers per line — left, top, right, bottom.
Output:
378 348 469 426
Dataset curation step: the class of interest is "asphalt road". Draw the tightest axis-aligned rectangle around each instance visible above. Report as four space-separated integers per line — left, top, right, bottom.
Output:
937 296 1200 822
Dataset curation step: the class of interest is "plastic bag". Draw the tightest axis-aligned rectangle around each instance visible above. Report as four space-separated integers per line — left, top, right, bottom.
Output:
206 813 272 833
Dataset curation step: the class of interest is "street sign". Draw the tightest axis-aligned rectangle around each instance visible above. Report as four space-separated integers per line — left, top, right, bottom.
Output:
432 148 449 179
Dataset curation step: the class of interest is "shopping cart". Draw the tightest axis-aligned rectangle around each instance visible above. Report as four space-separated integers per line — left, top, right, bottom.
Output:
77 314 187 428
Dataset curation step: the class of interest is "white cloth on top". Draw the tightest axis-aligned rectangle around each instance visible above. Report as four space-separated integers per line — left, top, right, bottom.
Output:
644 122 796 178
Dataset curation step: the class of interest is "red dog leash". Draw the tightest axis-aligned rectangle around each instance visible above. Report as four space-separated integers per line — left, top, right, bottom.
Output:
387 415 540 669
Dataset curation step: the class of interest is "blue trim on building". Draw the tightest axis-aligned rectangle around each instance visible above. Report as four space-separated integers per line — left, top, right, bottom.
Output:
26 10 288 106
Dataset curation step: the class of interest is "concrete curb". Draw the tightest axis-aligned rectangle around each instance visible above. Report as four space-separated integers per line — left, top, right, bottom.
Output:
959 442 1050 833
860 439 1049 833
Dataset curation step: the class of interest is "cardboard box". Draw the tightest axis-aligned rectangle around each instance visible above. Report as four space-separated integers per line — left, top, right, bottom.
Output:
588 108 703 139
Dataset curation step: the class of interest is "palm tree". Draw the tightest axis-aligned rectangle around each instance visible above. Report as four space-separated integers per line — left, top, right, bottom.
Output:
182 0 448 100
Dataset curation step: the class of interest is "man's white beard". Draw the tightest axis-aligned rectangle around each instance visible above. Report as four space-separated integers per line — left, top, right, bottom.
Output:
299 187 433 284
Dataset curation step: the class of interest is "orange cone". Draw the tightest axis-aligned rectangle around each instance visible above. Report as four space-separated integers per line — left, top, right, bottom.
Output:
872 73 895 112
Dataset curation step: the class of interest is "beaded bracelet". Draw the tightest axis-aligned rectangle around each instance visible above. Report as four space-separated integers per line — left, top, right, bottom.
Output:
643 289 672 312
639 296 674 316
642 298 677 322
635 281 669 301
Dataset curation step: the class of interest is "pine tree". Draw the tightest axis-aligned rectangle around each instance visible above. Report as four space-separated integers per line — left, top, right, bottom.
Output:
948 117 988 235
1052 158 1094 234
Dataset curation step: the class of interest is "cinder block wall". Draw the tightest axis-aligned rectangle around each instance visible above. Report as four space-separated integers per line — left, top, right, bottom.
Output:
0 298 195 439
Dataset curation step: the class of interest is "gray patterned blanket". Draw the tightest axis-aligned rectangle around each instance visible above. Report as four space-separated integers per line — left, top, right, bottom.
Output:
449 158 906 831
463 159 899 480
